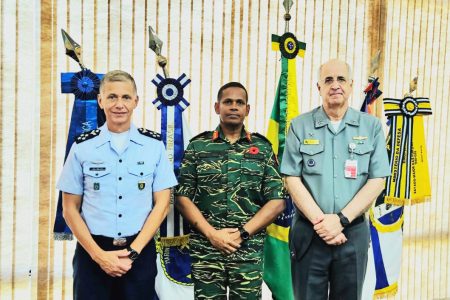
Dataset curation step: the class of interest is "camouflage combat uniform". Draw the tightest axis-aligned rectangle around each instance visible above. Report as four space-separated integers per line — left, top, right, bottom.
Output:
175 126 285 299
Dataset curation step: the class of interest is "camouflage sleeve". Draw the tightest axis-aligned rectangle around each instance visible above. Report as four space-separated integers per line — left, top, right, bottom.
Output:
174 142 197 199
261 149 286 202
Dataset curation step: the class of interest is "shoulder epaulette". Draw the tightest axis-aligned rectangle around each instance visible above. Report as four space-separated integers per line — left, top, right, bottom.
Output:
251 132 272 145
190 131 211 141
75 129 101 144
138 128 161 140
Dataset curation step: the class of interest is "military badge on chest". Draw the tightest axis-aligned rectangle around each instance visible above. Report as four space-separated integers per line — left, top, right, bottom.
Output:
138 181 146 190
345 143 358 179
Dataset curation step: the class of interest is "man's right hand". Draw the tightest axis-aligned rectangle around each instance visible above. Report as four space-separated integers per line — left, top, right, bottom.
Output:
312 215 347 246
325 232 348 246
93 249 132 277
206 228 241 255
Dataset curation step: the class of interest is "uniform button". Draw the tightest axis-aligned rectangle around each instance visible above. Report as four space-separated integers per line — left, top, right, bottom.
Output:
118 214 122 218
119 177 122 180
140 172 143 176
95 173 98 176
118 232 122 236
119 195 122 199
119 159 122 163
334 155 338 159
334 174 337 178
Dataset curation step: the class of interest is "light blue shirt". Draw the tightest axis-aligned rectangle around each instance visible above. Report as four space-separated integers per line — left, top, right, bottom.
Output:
281 106 391 213
57 123 177 238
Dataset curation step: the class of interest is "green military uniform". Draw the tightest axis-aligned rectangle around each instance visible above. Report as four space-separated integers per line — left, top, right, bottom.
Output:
175 125 285 299
281 106 391 300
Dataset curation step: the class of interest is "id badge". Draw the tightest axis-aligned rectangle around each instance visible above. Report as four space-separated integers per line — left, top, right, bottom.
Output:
344 159 358 179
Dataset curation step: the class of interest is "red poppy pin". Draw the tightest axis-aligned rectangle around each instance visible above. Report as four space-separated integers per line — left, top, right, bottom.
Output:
248 146 259 155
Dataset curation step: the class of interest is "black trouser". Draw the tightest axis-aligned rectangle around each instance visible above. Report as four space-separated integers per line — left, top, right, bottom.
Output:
73 236 157 300
290 215 369 300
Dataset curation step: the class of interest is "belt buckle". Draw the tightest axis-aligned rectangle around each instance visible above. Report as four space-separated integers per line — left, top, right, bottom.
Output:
113 237 127 246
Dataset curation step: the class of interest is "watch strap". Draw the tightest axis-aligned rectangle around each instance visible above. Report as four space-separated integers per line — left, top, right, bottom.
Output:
127 246 139 261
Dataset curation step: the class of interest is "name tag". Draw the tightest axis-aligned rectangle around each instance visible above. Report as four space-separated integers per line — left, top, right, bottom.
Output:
89 167 106 171
303 139 320 145
344 160 358 179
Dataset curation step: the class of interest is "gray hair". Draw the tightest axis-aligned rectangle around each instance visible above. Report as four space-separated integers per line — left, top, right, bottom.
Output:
99 70 137 94
317 60 353 83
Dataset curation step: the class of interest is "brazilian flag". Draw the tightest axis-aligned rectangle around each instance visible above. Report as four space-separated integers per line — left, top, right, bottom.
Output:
263 32 305 300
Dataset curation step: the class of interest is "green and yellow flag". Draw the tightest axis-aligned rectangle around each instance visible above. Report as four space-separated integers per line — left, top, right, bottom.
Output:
263 31 305 300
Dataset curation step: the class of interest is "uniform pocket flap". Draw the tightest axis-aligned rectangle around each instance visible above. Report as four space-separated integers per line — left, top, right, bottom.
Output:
353 144 374 155
198 152 222 159
84 164 111 178
299 144 324 155
128 166 153 177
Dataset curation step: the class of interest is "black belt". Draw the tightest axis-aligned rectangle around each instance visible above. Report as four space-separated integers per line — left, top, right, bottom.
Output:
91 233 138 247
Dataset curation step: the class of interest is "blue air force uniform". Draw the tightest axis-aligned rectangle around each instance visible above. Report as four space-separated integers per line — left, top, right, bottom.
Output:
57 123 177 300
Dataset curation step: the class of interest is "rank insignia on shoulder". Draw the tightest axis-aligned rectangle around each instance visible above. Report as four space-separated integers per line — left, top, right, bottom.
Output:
212 130 219 141
75 129 101 144
138 128 161 140
303 139 320 145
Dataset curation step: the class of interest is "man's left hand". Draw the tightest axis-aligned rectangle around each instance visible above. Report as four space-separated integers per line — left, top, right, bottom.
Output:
230 230 242 244
313 214 343 242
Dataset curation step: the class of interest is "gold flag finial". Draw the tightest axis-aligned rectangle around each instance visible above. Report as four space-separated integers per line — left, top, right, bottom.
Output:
404 76 418 97
148 26 169 78
283 0 294 32
61 29 85 69
283 0 293 13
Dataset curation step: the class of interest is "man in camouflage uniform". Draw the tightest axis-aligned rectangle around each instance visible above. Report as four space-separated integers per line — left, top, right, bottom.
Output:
175 82 286 299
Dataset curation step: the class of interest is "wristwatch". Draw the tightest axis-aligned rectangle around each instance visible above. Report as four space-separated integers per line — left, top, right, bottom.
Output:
127 246 139 261
239 228 250 242
337 212 350 228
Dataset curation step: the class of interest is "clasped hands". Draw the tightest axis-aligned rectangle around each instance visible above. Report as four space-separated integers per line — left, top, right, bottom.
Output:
94 249 134 277
207 228 243 255
313 214 347 246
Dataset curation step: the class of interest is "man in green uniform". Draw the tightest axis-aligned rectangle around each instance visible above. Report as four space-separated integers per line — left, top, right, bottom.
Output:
175 82 286 299
281 59 391 300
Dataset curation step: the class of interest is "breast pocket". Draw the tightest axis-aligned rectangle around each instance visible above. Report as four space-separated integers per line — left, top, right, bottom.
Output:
197 153 222 187
128 165 154 191
353 144 373 175
300 144 324 175
241 153 265 190
83 163 112 191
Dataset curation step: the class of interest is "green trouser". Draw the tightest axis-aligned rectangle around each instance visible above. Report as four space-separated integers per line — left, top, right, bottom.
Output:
191 259 263 300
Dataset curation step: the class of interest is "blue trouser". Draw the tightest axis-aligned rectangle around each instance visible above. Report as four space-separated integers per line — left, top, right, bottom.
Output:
290 215 369 300
73 237 157 300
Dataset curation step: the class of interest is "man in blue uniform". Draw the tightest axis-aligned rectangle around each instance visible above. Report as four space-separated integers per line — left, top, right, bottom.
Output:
281 59 391 300
57 70 177 300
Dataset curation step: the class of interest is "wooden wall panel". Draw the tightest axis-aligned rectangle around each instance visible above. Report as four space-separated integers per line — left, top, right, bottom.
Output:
0 0 448 299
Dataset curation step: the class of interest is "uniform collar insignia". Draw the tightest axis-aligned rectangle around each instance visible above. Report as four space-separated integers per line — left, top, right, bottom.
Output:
212 130 219 141
244 130 252 142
